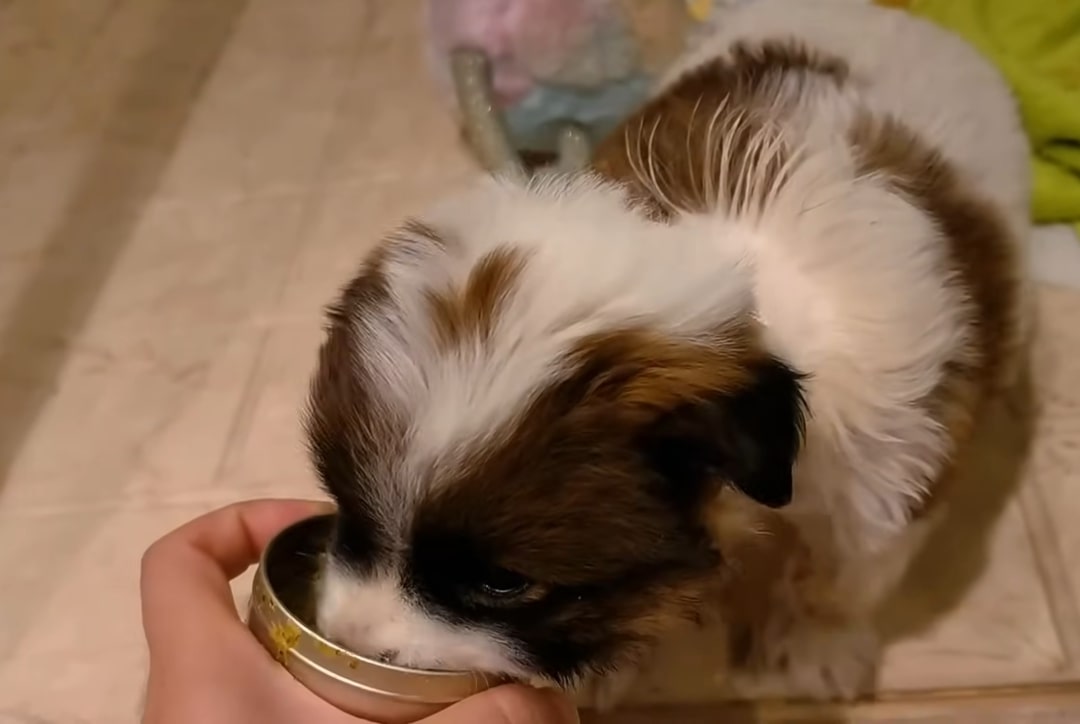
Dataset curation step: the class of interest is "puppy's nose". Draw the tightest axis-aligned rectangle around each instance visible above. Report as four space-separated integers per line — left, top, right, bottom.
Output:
375 649 399 664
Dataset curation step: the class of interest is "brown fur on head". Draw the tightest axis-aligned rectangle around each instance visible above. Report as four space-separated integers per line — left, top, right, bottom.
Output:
309 239 808 681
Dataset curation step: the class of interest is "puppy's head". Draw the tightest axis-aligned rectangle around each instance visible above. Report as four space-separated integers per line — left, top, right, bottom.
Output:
306 175 805 685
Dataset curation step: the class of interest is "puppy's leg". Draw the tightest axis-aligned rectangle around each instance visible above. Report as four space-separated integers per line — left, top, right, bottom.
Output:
730 515 937 701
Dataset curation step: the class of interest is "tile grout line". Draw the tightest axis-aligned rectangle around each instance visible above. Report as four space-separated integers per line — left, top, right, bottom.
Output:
1017 466 1080 672
211 5 374 485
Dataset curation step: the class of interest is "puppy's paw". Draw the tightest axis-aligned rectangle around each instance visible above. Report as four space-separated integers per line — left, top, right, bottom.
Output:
730 620 880 702
576 667 639 712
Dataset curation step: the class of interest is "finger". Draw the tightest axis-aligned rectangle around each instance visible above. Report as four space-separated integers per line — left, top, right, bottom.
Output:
141 499 332 651
145 498 331 581
425 685 579 724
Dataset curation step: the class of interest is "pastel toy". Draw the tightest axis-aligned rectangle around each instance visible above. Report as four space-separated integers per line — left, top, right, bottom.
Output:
425 0 746 172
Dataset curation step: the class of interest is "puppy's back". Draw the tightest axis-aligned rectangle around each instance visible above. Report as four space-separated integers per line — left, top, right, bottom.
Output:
591 0 1030 543
667 0 1029 222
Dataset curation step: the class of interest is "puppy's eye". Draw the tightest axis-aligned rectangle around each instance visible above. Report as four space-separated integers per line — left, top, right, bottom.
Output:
477 567 533 598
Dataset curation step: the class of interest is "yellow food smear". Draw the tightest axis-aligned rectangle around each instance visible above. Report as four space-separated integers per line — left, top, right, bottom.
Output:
268 622 301 663
315 640 340 658
687 0 712 22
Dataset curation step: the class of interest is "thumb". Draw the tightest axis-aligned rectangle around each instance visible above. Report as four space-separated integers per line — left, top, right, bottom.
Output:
424 685 579 724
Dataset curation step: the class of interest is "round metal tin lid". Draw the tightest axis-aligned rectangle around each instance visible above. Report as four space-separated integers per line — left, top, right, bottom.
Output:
249 514 506 704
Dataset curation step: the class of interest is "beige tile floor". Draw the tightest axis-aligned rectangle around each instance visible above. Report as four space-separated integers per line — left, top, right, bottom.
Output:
1 1 1079 722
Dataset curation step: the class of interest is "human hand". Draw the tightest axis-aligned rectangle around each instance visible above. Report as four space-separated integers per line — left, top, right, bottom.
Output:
140 499 579 724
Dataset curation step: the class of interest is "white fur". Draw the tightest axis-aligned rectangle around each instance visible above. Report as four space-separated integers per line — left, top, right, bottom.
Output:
318 0 1029 685
361 173 757 525
317 559 529 676
755 147 970 552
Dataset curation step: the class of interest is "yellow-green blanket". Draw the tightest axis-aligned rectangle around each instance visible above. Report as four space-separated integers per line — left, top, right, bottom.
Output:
905 0 1080 233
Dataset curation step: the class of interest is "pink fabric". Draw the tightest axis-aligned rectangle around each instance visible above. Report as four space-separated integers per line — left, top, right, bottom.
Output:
425 0 600 106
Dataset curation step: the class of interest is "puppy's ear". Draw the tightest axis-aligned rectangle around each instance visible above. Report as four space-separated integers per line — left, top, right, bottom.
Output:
639 358 807 508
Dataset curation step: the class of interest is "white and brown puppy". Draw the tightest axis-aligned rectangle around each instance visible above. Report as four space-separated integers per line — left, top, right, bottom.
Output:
307 0 1029 704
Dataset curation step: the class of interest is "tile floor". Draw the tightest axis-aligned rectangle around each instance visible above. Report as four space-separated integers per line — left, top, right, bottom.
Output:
1 1 1079 722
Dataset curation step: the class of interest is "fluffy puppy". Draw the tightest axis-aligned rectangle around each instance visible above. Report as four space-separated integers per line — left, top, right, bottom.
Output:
306 0 1029 705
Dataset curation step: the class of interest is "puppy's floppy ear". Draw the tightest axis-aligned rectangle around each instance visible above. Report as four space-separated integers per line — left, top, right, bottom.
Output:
639 357 807 508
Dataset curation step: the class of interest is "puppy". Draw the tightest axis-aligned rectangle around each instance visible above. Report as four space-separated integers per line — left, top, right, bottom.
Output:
306 0 1030 705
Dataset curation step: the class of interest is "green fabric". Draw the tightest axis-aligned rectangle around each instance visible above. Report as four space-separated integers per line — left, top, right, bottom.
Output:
910 0 1080 234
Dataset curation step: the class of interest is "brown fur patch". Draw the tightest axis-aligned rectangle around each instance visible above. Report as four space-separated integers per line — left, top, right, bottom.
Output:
306 219 451 519
423 324 766 580
424 246 529 350
591 39 848 218
847 112 1022 517
398 218 452 251
403 322 806 680
307 254 397 519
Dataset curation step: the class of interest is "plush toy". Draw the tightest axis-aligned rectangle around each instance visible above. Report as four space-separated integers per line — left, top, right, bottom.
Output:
424 0 747 172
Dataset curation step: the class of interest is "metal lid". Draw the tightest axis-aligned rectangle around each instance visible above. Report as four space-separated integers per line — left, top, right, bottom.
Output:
248 514 506 706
